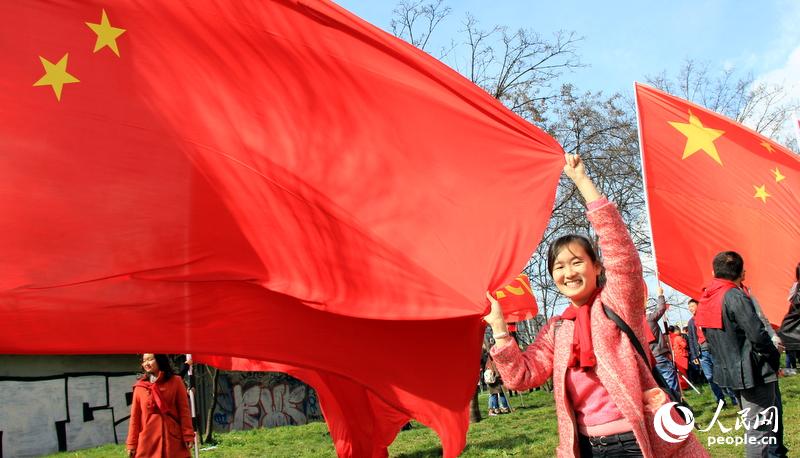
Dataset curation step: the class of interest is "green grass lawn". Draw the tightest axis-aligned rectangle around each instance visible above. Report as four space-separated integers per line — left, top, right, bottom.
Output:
48 374 800 457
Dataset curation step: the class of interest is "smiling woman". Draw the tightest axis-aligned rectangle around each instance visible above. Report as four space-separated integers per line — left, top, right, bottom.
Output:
483 154 709 457
548 235 602 306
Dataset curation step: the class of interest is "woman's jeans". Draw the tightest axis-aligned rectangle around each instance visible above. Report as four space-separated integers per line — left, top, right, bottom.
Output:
488 392 509 409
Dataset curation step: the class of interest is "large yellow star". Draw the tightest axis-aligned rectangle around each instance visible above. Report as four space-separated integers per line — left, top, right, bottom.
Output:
33 53 79 101
753 184 771 203
86 9 126 56
668 112 725 165
772 167 785 183
761 141 775 153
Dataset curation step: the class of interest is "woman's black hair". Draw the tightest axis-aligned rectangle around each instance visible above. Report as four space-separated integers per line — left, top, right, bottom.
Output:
154 354 174 380
140 354 175 381
795 261 799 282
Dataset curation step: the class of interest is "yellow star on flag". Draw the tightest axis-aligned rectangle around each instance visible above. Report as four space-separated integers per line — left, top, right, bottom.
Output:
86 9 126 56
772 167 785 182
760 141 775 153
33 53 79 101
753 184 771 203
668 111 725 165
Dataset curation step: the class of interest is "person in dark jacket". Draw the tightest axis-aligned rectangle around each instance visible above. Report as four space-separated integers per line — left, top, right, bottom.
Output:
778 263 800 376
646 287 681 396
696 251 787 457
687 299 738 406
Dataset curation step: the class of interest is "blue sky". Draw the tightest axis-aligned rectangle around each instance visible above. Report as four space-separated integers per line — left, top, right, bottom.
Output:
336 0 800 98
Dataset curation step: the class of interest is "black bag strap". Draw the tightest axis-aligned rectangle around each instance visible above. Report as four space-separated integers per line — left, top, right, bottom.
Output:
602 304 652 371
602 304 682 403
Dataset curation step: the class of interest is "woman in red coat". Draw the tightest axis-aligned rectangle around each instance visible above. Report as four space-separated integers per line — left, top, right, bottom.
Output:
126 354 195 458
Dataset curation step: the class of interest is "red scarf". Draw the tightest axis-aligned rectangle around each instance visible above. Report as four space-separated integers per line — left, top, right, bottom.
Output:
560 288 602 369
696 278 738 329
696 324 706 344
133 373 176 418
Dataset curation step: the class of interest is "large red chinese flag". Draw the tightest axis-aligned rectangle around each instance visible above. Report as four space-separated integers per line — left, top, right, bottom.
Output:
0 1 564 456
636 83 800 325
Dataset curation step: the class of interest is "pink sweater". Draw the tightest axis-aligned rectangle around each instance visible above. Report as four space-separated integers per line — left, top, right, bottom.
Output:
565 367 624 430
491 198 708 458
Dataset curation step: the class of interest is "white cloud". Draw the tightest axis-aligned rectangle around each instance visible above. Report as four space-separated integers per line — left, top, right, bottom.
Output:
757 45 800 98
753 0 800 90
753 45 800 146
750 0 800 147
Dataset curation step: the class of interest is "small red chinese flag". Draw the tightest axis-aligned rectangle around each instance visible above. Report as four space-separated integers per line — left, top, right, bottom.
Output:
493 274 538 322
635 83 800 325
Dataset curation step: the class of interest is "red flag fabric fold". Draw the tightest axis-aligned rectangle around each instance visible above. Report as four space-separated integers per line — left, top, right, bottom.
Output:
195 357 414 458
636 83 800 325
0 1 564 455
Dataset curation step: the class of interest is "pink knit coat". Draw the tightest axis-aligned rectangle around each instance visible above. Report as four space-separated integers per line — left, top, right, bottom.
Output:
491 199 708 457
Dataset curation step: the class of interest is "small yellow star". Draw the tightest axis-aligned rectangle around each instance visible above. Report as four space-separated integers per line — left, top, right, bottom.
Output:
761 141 775 153
753 184 771 203
33 53 79 101
668 111 725 165
772 167 785 182
86 9 126 56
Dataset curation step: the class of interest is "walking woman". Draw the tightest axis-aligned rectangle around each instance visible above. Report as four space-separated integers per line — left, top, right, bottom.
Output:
484 154 707 457
126 354 195 458
484 355 511 415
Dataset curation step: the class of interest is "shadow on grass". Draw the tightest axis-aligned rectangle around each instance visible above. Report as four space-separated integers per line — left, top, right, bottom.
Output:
393 434 533 458
393 447 444 458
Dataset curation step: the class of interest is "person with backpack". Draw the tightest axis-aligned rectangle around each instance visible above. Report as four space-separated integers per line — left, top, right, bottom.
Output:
484 356 510 415
484 154 707 457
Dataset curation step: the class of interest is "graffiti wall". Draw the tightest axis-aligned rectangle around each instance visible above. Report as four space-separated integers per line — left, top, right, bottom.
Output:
212 372 322 432
0 373 137 458
0 363 323 457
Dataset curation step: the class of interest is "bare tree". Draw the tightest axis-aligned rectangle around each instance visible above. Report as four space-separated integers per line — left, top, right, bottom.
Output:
648 59 800 150
390 0 452 54
389 1 636 326
522 86 644 319
391 2 582 124
202 366 221 443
